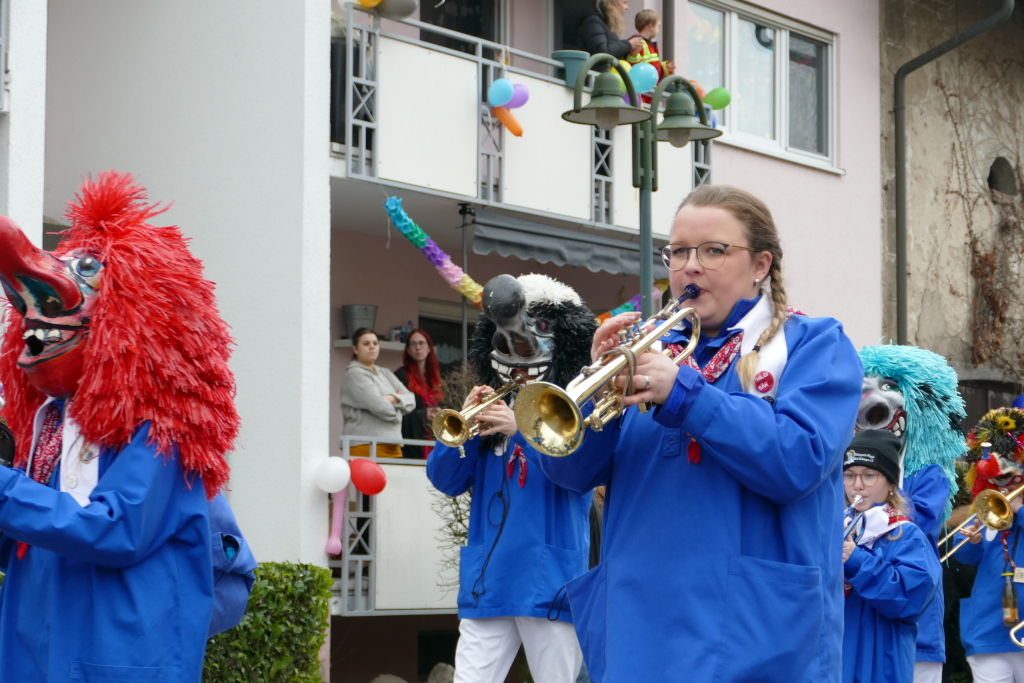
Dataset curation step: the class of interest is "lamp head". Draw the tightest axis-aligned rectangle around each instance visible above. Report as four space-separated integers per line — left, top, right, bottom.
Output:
657 90 722 147
562 71 652 130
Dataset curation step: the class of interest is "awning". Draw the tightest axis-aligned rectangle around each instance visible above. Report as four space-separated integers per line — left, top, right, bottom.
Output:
471 210 668 278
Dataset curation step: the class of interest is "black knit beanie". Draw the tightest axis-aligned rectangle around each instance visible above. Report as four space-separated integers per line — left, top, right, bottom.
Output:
843 430 902 485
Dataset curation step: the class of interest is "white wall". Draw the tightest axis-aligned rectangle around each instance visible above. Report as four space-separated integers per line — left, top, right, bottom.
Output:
0 0 47 244
44 0 332 564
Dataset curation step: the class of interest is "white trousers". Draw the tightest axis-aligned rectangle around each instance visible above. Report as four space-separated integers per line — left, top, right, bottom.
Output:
453 616 583 683
968 652 1024 683
913 661 942 683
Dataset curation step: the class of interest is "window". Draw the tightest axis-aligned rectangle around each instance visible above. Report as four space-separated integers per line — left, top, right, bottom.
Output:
688 1 835 167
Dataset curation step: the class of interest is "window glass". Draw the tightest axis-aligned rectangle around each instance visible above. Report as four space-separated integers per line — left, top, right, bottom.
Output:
688 4 725 91
736 19 774 140
788 34 826 154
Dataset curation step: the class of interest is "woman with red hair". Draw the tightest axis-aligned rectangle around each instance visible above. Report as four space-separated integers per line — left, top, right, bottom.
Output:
395 329 444 458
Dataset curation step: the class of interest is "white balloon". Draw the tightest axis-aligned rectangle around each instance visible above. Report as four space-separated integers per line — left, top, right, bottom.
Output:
378 0 417 20
315 457 351 493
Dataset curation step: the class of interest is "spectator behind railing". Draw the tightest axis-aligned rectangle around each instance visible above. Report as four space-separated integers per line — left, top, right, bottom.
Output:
578 0 643 64
340 327 415 458
394 328 445 459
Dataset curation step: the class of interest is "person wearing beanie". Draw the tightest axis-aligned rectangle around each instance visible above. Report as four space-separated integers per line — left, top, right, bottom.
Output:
842 429 941 683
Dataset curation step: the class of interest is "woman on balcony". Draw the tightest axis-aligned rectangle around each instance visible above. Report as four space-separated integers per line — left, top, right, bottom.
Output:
394 329 444 459
340 328 415 458
579 0 643 62
538 185 863 683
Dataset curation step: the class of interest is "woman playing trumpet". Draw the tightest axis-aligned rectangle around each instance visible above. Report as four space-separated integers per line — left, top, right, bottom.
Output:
536 185 863 683
841 430 940 683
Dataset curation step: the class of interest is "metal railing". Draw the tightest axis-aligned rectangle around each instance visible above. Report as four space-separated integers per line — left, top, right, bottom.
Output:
330 434 438 616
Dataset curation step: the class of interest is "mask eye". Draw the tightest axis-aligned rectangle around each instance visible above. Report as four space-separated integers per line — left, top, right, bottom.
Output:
538 320 549 333
75 257 101 278
881 379 901 393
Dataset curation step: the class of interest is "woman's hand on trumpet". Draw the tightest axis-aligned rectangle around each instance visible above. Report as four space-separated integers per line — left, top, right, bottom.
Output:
462 385 517 437
591 312 644 361
842 537 856 563
618 351 679 407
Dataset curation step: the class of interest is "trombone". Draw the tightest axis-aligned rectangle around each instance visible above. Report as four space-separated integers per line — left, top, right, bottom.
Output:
432 380 520 448
514 285 701 458
939 482 1024 563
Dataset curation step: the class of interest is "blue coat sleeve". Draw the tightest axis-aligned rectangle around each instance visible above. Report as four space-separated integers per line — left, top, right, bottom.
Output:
844 526 940 621
903 466 950 537
427 439 485 497
654 319 862 504
535 404 619 494
207 492 258 638
0 424 198 569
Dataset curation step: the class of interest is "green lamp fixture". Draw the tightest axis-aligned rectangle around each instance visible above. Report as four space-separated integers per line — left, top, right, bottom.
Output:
651 76 722 148
562 54 651 131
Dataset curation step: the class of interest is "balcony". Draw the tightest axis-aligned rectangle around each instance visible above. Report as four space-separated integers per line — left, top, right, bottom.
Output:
330 3 712 237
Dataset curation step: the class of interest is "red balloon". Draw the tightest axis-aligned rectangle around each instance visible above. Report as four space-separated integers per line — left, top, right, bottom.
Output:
350 457 387 495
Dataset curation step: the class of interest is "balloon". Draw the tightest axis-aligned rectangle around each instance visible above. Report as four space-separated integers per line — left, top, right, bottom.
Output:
315 457 351 493
488 79 514 108
350 457 387 495
630 63 659 93
377 0 417 20
325 489 346 555
704 87 732 110
711 114 718 129
492 107 523 137
506 83 530 109
689 79 707 99
357 0 382 6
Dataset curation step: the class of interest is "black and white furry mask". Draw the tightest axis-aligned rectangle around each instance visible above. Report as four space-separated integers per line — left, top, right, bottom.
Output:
470 273 596 394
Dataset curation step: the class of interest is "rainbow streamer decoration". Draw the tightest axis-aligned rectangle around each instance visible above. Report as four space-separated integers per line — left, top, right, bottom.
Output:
596 280 670 323
384 197 484 307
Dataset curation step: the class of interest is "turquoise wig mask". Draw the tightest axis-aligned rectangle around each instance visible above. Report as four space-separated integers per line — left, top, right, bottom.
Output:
858 344 966 520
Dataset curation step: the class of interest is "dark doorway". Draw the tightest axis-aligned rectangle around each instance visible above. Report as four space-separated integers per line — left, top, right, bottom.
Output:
420 0 500 56
553 0 594 52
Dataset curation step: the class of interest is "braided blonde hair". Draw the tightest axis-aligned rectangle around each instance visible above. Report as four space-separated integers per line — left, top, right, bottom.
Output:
678 185 787 392
597 0 626 36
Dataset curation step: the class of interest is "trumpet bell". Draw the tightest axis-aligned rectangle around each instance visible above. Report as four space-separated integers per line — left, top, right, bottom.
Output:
975 489 1016 531
516 381 586 458
432 408 472 447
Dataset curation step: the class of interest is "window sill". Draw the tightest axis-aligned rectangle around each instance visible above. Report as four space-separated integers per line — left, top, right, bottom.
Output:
714 135 845 176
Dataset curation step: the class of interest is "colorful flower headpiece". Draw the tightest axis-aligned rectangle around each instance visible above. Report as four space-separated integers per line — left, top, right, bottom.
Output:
964 407 1024 495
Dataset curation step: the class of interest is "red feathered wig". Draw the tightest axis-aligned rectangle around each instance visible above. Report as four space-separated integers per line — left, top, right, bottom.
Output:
0 172 238 498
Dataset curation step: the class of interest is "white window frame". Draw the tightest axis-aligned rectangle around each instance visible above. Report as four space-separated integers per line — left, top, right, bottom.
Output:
689 0 840 174
0 0 8 114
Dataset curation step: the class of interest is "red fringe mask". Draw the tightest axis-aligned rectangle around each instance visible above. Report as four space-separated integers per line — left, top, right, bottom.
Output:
0 172 238 498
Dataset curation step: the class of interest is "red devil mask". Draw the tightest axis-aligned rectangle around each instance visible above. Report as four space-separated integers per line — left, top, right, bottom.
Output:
0 217 102 398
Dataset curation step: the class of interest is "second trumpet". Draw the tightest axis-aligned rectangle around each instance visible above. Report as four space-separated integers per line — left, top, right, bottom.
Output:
432 381 519 448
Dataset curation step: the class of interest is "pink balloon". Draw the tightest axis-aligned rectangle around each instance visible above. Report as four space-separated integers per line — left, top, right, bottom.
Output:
506 83 530 109
350 457 387 495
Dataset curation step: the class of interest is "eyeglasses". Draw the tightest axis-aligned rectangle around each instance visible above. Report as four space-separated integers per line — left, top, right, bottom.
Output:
407 340 429 348
660 242 758 271
843 471 881 486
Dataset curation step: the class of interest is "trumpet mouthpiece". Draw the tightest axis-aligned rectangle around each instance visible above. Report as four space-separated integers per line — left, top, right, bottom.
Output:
680 284 700 301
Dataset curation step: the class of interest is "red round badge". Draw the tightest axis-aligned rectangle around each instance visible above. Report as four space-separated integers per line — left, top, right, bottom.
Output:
755 371 774 393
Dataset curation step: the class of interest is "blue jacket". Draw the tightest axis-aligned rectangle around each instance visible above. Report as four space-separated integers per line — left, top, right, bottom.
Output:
843 520 941 683
207 492 258 638
903 465 950 662
954 509 1024 655
427 432 591 622
538 309 863 683
0 424 213 682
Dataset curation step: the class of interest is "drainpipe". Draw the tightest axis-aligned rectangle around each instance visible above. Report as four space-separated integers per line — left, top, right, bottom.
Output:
894 0 1015 344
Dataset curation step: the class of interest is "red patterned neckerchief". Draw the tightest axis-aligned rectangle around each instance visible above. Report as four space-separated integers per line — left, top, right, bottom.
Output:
507 443 527 487
666 335 743 465
18 402 64 560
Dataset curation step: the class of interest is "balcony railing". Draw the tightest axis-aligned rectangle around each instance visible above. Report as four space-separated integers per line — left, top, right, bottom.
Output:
332 3 712 235
330 435 459 617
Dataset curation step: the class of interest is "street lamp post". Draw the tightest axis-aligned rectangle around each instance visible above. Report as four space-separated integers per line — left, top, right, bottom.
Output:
563 56 720 318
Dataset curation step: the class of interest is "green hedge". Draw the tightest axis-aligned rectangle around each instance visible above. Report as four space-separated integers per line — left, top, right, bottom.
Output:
204 562 333 683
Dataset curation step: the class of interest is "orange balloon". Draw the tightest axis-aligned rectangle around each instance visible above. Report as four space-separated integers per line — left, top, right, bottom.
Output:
357 0 383 6
492 107 523 137
689 79 707 100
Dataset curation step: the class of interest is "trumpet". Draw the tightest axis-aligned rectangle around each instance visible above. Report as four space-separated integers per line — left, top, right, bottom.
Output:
844 496 868 543
514 284 701 458
939 482 1024 563
432 380 520 448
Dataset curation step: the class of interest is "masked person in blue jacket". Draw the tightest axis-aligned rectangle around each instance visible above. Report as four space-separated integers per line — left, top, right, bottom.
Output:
428 273 595 683
953 408 1024 683
842 430 941 683
535 185 863 683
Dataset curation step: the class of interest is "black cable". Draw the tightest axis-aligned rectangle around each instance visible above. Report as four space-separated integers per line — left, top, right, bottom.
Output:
471 448 512 603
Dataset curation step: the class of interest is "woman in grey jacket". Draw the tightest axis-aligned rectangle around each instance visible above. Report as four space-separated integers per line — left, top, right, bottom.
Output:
340 328 415 458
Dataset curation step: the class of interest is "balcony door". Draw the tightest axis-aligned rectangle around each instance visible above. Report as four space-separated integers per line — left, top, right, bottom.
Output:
552 0 594 52
419 0 502 56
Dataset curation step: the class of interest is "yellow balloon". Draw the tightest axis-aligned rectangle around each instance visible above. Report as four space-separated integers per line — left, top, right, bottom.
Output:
358 0 383 7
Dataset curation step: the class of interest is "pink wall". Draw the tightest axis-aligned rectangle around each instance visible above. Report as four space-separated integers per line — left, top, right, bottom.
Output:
329 227 639 454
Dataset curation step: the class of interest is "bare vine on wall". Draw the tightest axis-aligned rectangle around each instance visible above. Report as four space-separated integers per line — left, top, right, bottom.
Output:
937 48 1024 383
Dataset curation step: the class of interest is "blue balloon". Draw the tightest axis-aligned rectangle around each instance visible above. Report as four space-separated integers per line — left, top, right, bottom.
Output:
488 79 514 108
630 63 659 94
